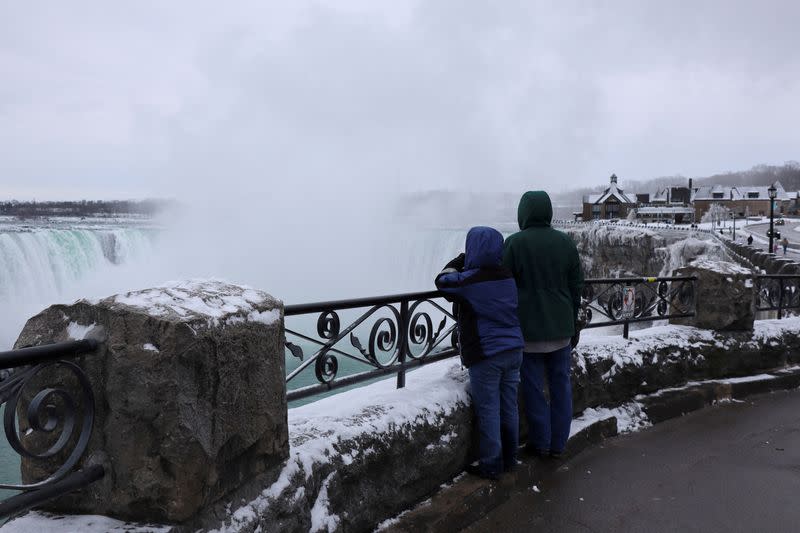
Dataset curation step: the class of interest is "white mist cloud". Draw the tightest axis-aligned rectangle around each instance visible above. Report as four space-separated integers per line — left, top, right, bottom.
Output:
2 0 800 201
2 0 800 315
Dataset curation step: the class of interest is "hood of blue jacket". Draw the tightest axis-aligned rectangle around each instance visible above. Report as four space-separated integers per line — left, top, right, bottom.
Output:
465 226 504 269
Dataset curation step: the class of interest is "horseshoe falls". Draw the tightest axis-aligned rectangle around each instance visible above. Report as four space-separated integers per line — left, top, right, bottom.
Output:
0 221 156 350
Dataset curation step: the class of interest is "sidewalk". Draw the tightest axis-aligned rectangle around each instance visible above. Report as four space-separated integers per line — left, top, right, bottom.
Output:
383 367 800 533
465 388 800 533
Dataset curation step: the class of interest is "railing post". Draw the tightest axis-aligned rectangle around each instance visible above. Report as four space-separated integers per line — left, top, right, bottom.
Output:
778 279 785 319
623 321 630 339
397 300 409 389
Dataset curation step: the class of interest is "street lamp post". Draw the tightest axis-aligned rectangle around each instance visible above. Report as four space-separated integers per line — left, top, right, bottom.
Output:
731 212 736 241
768 184 777 253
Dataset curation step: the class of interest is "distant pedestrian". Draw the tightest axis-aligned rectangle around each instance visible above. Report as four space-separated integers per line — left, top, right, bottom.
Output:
747 234 753 246
782 237 789 255
503 191 584 459
774 242 779 254
435 227 524 480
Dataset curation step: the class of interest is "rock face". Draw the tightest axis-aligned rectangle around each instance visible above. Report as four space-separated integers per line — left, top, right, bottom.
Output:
13 280 288 523
564 225 729 278
565 225 668 277
669 260 755 330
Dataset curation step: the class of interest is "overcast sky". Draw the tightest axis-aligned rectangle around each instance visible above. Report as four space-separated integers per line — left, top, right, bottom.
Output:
1 0 799 201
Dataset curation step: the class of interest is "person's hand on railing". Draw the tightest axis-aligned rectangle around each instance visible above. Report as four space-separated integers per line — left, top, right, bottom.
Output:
445 253 466 273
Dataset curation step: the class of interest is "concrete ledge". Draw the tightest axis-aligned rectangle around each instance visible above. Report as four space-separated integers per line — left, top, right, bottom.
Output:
382 418 618 533
386 366 800 532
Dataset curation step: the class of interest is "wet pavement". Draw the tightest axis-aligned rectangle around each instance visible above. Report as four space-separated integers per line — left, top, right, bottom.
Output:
464 389 800 533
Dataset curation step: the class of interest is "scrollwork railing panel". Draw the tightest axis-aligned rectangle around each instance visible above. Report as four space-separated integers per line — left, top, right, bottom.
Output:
581 276 696 331
0 339 101 519
284 292 458 400
755 275 800 317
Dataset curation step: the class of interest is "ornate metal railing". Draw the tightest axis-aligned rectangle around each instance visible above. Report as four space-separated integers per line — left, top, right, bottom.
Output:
0 340 103 520
284 291 458 401
755 275 800 318
285 277 698 399
581 276 697 339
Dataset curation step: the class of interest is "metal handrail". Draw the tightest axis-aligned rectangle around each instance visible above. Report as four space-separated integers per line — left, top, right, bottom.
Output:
0 339 98 370
285 290 440 316
284 275 698 398
753 274 800 318
0 339 102 520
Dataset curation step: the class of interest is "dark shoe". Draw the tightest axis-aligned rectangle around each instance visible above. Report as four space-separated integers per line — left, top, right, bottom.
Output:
549 450 565 460
523 444 549 458
465 463 500 481
503 459 519 473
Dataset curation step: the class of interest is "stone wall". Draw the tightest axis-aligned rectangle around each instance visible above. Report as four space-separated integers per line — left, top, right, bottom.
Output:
721 238 800 275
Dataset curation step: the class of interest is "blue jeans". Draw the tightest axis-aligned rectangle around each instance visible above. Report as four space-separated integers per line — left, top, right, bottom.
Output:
521 345 573 453
468 350 523 476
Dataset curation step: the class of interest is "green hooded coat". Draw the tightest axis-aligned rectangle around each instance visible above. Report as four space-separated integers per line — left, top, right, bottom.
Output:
502 191 584 342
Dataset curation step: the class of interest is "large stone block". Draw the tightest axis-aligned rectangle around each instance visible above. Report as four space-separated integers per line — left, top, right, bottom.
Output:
669 260 755 331
13 280 288 523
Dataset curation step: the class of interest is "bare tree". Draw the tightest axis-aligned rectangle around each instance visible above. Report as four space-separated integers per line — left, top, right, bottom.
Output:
701 203 730 228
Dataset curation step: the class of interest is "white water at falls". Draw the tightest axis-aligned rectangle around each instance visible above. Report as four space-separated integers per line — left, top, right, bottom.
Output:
0 226 156 349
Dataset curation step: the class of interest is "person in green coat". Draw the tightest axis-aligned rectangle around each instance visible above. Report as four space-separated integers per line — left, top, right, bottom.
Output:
503 191 584 458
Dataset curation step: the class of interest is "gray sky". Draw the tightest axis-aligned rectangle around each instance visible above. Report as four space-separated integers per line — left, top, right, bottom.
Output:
1 0 799 201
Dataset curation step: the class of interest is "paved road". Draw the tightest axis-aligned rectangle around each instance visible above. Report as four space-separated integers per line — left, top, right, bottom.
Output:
736 222 800 255
465 389 800 533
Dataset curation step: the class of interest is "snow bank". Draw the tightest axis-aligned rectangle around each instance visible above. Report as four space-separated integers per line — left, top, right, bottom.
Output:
689 258 752 275
575 323 716 380
107 279 281 328
66 321 96 340
2 512 170 533
210 360 470 533
570 402 651 437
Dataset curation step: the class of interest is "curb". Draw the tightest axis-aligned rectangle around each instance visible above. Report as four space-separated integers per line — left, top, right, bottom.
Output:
383 366 800 533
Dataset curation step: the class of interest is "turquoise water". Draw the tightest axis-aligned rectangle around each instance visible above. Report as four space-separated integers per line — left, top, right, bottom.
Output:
0 406 21 500
285 301 456 407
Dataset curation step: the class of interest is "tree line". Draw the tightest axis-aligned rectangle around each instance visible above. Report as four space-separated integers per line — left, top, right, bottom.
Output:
0 199 174 218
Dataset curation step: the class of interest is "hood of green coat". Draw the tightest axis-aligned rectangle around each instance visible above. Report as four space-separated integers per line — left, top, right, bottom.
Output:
517 191 553 229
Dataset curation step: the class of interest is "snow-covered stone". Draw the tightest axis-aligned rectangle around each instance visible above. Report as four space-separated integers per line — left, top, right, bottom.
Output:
564 225 731 278
12 279 288 523
670 260 755 331
110 279 281 328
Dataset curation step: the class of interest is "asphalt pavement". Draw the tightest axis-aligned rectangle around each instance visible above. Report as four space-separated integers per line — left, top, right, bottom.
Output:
735 221 800 255
464 389 800 533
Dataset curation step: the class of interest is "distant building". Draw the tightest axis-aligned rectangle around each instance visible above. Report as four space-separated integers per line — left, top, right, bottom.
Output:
578 175 799 224
582 174 636 220
634 185 694 223
635 205 695 224
692 182 792 219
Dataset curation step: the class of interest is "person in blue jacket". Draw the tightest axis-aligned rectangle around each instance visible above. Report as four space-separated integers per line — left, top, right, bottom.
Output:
435 226 524 480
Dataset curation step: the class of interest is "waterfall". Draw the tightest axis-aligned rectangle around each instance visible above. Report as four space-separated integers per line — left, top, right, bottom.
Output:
390 226 517 292
0 227 156 349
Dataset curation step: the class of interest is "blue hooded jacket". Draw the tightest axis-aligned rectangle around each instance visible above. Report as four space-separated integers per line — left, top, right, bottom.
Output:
435 226 524 367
